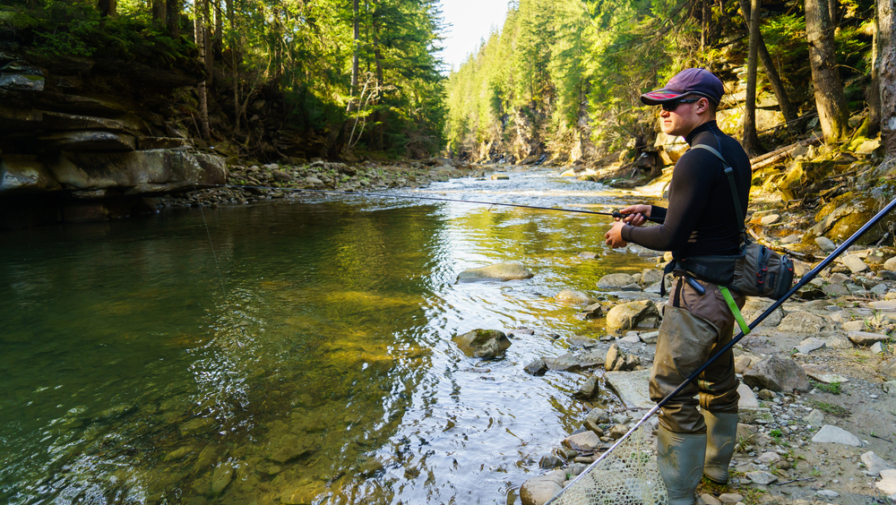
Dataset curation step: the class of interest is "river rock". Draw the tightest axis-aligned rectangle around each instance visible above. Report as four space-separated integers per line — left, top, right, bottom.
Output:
815 237 837 252
776 312 833 334
847 331 889 345
574 376 600 400
272 170 292 181
584 408 610 433
0 155 62 194
861 451 894 476
556 289 595 305
734 355 753 374
268 436 319 464
457 263 534 282
812 425 863 446
524 358 548 376
606 301 660 330
281 487 318 505
805 409 824 426
598 273 637 289
454 329 511 359
738 383 760 409
742 356 810 393
639 330 659 344
179 417 216 436
305 176 323 186
491 173 509 180
211 462 233 494
746 471 777 485
605 369 653 409
641 268 664 285
843 255 869 273
564 431 602 452
41 131 136 152
870 300 896 311
760 214 780 225
880 358 896 378
877 469 896 495
519 470 565 505
885 257 896 271
582 303 604 320
543 352 603 372
795 337 825 354
538 454 563 469
718 493 744 504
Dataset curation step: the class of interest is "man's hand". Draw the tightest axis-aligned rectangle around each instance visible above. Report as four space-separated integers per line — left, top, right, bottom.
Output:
605 221 628 248
617 204 652 227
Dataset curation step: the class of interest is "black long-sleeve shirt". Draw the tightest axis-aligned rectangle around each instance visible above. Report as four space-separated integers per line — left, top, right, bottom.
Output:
621 121 751 257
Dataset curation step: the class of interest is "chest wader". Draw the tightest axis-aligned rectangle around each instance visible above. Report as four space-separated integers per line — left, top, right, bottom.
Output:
653 144 751 503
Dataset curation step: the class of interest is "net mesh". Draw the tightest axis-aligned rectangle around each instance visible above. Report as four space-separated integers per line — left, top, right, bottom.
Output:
551 426 667 505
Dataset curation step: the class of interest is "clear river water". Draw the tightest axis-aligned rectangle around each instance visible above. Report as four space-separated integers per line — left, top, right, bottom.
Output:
0 169 659 505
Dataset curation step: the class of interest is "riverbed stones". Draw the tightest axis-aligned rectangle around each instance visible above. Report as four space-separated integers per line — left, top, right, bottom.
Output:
843 255 869 273
606 300 660 330
457 263 534 282
795 337 826 354
524 358 548 376
641 268 663 285
574 376 600 400
742 356 810 393
605 369 653 409
746 471 778 485
880 358 896 377
597 273 637 290
179 416 216 436
861 451 894 476
847 330 890 346
737 383 760 409
556 289 595 305
520 470 565 505
584 408 610 433
564 430 602 452
815 237 837 252
211 462 234 494
811 425 863 446
454 329 511 359
582 303 604 320
777 312 834 334
805 409 824 426
268 436 319 464
877 469 896 495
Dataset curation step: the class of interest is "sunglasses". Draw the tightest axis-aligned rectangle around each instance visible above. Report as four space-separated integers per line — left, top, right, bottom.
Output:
661 97 701 112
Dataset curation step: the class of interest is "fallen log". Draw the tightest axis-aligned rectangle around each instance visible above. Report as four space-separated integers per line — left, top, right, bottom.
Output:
750 133 824 171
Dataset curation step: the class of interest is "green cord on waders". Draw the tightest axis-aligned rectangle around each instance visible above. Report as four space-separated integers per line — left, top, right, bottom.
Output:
544 195 896 505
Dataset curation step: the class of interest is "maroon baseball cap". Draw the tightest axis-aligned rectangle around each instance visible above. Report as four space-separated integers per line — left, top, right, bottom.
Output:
641 68 724 105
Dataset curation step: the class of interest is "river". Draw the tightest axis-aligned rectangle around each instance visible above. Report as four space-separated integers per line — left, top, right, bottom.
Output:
0 168 660 504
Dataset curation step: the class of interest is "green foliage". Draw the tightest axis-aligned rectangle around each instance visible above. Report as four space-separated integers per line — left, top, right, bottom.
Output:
808 400 851 417
809 380 841 395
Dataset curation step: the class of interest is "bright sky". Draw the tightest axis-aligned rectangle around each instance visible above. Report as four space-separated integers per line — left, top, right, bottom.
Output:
438 0 511 73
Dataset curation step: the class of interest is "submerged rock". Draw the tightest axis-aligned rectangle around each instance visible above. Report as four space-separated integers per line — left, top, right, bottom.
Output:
556 289 595 305
597 273 636 289
211 462 233 494
520 470 565 505
524 358 548 376
454 329 511 359
456 263 534 282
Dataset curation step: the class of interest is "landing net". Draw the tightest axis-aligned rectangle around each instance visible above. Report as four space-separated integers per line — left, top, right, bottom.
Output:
549 426 667 505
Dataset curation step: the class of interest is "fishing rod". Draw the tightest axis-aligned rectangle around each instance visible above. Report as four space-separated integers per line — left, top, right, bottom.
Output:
195 183 667 224
544 194 896 505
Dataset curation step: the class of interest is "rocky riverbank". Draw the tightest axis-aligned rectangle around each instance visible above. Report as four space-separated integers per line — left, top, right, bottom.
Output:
456 238 896 504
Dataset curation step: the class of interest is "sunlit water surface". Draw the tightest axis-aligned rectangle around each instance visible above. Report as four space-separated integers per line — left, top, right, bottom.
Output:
0 170 660 505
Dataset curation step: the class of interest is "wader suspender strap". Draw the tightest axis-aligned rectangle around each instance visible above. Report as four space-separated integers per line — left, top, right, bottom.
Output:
689 144 751 335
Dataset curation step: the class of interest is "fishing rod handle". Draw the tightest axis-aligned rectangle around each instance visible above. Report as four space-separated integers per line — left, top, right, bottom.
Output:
612 211 666 224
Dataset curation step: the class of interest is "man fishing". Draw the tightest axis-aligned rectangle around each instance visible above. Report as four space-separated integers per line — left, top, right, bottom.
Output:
604 68 752 505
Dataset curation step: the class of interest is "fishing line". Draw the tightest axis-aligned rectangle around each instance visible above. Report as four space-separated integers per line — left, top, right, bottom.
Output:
195 183 667 223
194 184 228 298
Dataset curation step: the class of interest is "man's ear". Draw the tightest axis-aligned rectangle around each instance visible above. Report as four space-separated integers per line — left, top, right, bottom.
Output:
697 97 710 115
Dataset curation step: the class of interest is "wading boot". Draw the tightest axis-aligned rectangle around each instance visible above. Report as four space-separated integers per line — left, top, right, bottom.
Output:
703 411 739 484
657 426 706 505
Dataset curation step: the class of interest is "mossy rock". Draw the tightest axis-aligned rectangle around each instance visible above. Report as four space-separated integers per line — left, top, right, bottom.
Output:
803 195 896 245
453 329 511 359
815 191 855 223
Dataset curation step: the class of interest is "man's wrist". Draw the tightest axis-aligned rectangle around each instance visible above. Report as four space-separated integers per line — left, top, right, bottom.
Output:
621 224 632 242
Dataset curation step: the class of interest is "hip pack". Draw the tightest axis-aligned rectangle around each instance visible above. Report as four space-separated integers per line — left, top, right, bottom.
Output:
670 144 794 300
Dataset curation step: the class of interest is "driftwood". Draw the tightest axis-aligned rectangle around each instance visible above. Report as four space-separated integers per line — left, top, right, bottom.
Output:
750 133 824 171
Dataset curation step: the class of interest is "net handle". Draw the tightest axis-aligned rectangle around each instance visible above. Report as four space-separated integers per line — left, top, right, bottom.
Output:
545 195 896 505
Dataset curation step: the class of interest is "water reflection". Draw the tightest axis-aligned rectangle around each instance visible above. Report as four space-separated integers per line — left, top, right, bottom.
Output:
0 170 659 504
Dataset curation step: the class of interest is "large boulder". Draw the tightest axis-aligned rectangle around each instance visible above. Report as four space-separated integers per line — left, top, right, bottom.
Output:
453 329 511 359
456 263 534 282
743 356 810 393
606 301 661 330
47 149 226 195
0 155 62 194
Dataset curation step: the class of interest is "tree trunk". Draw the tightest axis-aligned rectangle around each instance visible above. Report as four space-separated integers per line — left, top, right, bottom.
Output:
348 0 360 113
742 0 762 155
195 0 210 140
228 0 240 133
98 0 117 17
166 0 181 37
204 0 214 87
738 0 797 123
702 0 708 52
828 0 840 30
214 0 223 56
880 0 896 156
805 0 850 141
373 14 385 151
152 0 167 25
869 11 882 136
